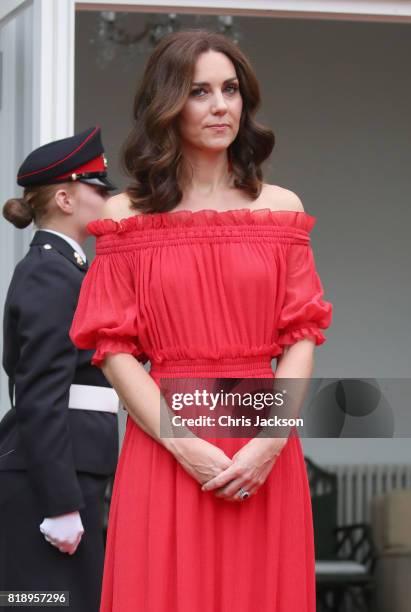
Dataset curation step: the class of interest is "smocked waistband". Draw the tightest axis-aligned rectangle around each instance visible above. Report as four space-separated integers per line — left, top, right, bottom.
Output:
149 355 274 378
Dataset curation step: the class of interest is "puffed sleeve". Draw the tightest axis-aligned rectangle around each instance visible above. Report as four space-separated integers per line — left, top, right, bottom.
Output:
69 249 149 368
277 242 333 348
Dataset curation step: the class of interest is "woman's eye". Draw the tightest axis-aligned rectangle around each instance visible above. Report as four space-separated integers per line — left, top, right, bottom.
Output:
190 88 205 97
190 85 239 97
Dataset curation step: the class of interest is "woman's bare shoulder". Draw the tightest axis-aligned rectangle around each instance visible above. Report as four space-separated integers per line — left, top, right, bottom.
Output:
101 192 142 222
260 183 305 212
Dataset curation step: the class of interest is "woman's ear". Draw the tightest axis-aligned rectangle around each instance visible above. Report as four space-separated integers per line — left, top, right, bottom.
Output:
54 186 74 215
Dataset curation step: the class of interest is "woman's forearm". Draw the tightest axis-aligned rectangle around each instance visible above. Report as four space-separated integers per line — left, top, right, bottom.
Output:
102 341 315 455
253 339 315 444
101 353 190 454
275 338 315 379
274 339 315 421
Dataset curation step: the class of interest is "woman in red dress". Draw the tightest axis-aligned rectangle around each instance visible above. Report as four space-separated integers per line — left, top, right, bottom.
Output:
70 30 333 611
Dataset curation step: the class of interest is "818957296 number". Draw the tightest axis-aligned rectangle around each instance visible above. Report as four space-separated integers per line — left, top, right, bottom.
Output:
0 591 69 607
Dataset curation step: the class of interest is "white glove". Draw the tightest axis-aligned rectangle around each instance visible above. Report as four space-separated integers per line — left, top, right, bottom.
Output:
39 511 84 555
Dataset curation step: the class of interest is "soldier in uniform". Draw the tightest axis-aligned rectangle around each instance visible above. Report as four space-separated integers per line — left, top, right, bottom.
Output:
0 126 119 611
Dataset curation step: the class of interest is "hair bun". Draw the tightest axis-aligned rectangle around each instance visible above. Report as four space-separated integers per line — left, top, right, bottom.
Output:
2 197 33 229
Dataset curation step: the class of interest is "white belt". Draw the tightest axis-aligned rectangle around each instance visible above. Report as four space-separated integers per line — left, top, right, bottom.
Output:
68 384 120 414
12 383 120 414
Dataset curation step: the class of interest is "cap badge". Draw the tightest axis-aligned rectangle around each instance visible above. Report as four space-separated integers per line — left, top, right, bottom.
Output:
103 155 108 169
71 173 78 181
43 244 52 250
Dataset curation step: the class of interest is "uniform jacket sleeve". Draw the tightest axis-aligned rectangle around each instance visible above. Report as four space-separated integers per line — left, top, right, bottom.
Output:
12 256 85 516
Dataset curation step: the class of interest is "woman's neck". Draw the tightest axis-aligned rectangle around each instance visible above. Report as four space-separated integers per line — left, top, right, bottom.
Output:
37 221 85 245
180 149 233 198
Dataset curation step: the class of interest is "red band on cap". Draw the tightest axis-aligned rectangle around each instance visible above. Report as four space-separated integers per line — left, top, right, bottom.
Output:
55 154 106 180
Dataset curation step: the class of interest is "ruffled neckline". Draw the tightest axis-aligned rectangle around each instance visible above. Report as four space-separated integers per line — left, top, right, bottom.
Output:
87 207 316 236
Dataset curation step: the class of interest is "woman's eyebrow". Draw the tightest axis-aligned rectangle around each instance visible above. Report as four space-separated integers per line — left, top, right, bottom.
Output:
191 77 238 86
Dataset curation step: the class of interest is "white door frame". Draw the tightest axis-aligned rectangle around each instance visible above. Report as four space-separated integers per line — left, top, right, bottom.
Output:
1 0 76 145
32 0 75 143
0 0 76 270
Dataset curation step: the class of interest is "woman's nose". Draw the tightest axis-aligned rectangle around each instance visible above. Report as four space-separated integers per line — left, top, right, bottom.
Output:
211 91 228 112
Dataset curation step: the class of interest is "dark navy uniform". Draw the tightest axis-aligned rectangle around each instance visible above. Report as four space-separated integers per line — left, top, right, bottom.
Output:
0 127 118 612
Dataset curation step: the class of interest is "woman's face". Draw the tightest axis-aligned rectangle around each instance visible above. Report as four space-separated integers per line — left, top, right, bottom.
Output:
177 50 243 154
71 181 110 231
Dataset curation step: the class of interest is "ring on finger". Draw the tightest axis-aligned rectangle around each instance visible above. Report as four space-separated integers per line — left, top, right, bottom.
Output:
238 487 250 500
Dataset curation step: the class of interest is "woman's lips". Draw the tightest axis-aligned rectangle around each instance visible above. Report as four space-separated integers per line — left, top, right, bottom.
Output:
207 125 229 130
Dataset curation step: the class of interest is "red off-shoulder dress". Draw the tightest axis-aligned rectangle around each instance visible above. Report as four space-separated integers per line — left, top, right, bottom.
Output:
70 208 333 612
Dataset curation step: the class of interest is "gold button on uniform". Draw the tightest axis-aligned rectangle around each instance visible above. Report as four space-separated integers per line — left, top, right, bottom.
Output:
74 251 85 266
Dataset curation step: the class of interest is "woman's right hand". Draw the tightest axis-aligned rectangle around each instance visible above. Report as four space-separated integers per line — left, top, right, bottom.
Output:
166 437 233 485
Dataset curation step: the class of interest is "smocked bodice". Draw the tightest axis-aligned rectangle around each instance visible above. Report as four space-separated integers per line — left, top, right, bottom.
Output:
70 208 333 369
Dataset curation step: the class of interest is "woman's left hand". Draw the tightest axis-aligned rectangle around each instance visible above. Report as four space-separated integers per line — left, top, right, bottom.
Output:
200 437 288 502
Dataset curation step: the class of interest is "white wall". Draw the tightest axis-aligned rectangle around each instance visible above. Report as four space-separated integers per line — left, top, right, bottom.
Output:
75 11 411 463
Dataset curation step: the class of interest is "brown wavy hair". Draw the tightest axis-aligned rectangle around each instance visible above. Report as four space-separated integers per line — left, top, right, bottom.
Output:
122 28 275 214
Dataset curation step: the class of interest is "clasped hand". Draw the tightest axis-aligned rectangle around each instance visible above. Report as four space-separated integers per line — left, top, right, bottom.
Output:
202 437 287 501
172 436 287 502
